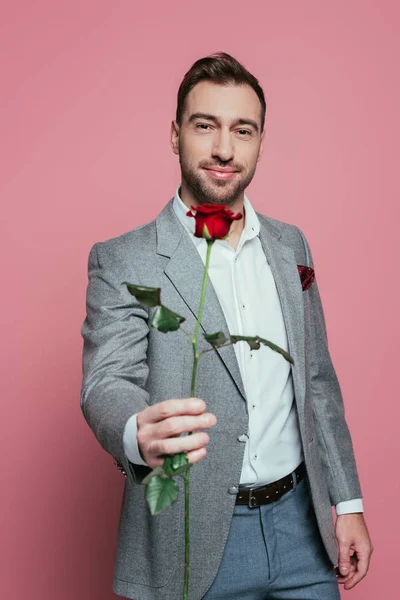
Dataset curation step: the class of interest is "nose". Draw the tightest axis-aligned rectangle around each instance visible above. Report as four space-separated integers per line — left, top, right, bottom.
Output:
212 128 234 162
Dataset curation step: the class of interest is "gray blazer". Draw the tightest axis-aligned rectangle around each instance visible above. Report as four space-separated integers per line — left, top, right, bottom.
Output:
80 198 362 600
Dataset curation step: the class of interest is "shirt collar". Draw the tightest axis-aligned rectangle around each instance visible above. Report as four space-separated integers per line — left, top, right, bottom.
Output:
172 184 260 246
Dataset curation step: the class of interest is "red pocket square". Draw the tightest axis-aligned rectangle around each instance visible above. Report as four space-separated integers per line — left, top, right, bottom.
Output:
297 265 315 291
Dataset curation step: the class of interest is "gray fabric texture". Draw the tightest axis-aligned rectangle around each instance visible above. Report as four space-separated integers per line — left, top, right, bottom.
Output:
80 198 362 600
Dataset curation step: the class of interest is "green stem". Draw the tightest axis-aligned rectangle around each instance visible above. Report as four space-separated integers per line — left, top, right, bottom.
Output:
191 239 215 381
183 468 190 600
183 238 214 600
199 341 234 356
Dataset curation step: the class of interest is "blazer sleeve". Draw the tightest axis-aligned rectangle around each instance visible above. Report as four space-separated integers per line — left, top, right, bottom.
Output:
295 226 363 505
80 241 152 486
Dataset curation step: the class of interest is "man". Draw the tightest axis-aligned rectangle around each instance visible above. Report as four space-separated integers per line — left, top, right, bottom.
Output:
80 52 373 599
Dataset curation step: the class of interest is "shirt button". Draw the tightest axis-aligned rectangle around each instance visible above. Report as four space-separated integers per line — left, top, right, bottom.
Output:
252 404 256 410
237 434 249 442
228 486 239 495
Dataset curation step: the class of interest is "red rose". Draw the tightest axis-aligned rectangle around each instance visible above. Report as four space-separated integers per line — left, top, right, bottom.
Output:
186 204 242 240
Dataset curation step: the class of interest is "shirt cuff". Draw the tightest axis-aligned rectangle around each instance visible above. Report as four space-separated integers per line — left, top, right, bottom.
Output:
123 413 148 467
335 498 364 515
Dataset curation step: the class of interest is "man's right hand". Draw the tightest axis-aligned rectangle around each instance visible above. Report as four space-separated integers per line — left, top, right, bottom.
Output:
136 398 217 469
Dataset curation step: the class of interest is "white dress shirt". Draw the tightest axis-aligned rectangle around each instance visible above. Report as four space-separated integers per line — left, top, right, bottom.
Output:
123 186 363 515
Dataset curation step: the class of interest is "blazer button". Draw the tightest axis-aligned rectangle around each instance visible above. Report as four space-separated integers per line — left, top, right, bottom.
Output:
228 486 239 495
237 433 249 442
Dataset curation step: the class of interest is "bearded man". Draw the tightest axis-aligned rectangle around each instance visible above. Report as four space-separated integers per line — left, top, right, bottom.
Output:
80 52 373 600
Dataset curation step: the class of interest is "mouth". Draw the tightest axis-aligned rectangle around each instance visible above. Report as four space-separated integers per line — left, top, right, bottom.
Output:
203 167 238 180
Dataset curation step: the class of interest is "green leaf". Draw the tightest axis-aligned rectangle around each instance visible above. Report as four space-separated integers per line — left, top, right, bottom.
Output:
145 476 179 515
203 331 227 348
163 453 190 476
230 334 261 350
202 223 211 239
123 283 161 307
230 335 294 365
151 305 185 332
141 466 165 486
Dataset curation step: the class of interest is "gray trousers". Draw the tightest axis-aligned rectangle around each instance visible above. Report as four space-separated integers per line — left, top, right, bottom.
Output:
202 472 340 600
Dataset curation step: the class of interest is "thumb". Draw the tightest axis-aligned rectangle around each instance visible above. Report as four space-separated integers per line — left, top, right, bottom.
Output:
338 544 352 576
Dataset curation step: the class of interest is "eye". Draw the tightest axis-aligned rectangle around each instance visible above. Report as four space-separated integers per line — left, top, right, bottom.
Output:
196 123 212 131
237 129 252 136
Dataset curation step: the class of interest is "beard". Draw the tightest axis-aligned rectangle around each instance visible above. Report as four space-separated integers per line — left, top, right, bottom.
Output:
178 149 257 207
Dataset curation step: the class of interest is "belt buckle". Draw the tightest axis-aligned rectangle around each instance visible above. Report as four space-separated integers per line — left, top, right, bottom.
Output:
248 487 257 508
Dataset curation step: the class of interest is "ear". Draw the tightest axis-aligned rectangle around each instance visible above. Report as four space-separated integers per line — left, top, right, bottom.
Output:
170 120 180 155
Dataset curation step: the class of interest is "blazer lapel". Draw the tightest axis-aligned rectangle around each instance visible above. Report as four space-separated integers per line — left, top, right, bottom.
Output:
155 200 306 413
257 217 306 414
156 200 247 401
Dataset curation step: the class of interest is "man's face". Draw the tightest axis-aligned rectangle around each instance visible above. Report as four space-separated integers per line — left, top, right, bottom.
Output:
171 81 264 207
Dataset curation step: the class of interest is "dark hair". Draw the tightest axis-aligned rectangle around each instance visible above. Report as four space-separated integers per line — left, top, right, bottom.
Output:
176 51 266 133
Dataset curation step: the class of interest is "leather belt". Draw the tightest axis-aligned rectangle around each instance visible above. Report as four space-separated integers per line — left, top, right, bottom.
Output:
235 462 306 508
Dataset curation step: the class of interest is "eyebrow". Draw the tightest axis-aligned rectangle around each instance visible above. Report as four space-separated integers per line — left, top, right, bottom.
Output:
188 112 260 133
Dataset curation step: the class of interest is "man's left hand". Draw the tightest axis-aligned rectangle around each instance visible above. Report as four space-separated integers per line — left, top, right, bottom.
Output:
335 513 373 590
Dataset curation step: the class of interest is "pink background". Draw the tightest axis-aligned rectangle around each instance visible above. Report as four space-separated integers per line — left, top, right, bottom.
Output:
1 1 398 598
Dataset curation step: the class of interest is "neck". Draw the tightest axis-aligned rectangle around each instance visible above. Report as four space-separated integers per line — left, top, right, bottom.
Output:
178 182 246 237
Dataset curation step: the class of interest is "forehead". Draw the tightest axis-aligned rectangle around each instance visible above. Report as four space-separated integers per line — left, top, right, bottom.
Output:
183 81 262 125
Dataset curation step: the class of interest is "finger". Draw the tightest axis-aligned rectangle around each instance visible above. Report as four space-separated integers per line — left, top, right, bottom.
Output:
147 446 208 468
344 571 365 589
336 557 357 583
337 571 355 584
187 447 207 464
156 413 217 438
337 551 352 577
343 554 370 590
150 431 210 457
336 560 356 579
142 398 207 424
337 535 353 577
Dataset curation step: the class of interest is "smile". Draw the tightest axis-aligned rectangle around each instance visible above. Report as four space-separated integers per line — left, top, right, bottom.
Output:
203 168 238 180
